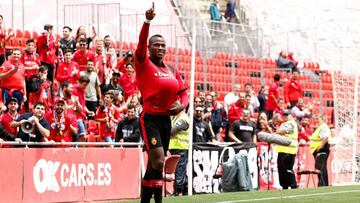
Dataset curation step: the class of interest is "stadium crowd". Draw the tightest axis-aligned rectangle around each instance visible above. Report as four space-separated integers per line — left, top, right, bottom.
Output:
0 11 332 196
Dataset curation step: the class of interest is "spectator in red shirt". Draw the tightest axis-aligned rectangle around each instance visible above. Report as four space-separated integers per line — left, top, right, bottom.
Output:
0 48 26 110
227 92 246 125
117 51 134 74
21 39 41 111
273 97 285 116
56 49 80 85
28 66 52 112
298 116 312 143
94 39 107 85
103 35 117 69
0 15 14 66
266 73 281 119
37 24 56 82
284 70 302 108
44 97 72 144
73 38 95 72
119 62 137 100
1 97 20 137
95 91 120 142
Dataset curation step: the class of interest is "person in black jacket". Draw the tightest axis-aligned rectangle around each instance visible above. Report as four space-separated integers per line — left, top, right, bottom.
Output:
115 104 140 142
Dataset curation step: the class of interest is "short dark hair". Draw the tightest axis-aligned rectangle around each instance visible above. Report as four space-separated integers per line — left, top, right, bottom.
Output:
79 75 90 84
61 81 71 89
38 65 48 73
34 102 46 109
26 39 34 44
79 38 87 44
44 24 53 31
63 26 72 32
127 104 135 110
126 62 134 68
0 15 3 19
104 91 114 100
104 35 110 39
63 49 72 54
245 83 253 88
148 34 164 45
274 73 281 81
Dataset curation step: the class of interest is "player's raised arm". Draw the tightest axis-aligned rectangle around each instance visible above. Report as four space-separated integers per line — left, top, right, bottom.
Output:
135 2 156 64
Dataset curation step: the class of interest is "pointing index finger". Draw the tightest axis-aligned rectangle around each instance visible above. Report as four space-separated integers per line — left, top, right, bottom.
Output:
152 2 154 10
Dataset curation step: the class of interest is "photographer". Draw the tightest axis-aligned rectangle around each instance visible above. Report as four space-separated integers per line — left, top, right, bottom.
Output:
11 102 50 145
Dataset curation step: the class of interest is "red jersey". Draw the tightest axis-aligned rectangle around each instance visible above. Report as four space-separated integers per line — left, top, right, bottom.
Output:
299 126 311 142
0 27 7 55
95 105 120 138
1 112 19 136
116 59 127 74
266 81 280 111
56 61 80 84
29 80 52 112
227 101 246 125
44 111 72 142
71 85 86 120
73 50 96 72
119 73 137 100
135 23 188 115
94 52 106 84
21 50 41 79
0 61 25 91
284 78 303 103
37 32 56 64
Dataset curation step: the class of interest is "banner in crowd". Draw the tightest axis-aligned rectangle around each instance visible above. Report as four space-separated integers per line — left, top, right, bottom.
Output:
192 143 258 193
0 148 141 203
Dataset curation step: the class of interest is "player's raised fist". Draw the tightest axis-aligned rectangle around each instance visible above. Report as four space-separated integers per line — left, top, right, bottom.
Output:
145 2 156 20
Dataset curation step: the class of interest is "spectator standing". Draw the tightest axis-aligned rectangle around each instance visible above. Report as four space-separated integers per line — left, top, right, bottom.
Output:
284 70 302 108
119 62 137 100
2 97 20 136
44 97 72 143
12 102 50 144
291 98 312 122
224 0 236 32
21 39 41 111
227 92 246 125
80 60 102 119
59 26 77 53
229 109 256 143
0 15 14 65
56 49 80 85
209 91 226 136
298 115 311 143
101 71 123 95
244 83 260 111
103 35 117 69
95 91 120 142
209 0 222 36
266 74 281 119
75 25 97 49
73 38 95 72
37 24 56 82
0 48 26 110
28 66 52 112
257 85 268 113
94 40 107 85
117 51 134 74
169 109 190 196
223 83 241 113
193 106 214 143
115 104 140 142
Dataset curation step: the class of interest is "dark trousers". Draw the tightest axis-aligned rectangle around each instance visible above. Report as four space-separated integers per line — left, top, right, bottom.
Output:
170 149 188 195
41 62 55 83
313 148 330 186
277 153 297 189
85 100 98 120
0 54 5 66
266 110 274 120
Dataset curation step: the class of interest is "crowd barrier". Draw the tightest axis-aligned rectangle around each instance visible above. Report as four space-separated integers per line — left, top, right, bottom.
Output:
0 142 333 202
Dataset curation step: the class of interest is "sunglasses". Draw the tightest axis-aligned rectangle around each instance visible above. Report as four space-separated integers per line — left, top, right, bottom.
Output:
79 44 86 47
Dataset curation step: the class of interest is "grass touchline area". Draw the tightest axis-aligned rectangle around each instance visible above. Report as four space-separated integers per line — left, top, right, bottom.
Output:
116 185 360 203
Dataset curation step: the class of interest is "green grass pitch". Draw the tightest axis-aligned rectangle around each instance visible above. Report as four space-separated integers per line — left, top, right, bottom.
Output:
117 185 360 203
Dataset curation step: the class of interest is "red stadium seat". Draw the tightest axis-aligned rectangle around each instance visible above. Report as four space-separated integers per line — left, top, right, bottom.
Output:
15 29 23 38
24 30 31 39
32 31 38 39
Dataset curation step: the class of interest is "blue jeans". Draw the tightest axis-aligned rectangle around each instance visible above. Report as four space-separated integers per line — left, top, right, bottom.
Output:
77 119 87 136
104 136 114 142
2 89 23 110
170 149 188 194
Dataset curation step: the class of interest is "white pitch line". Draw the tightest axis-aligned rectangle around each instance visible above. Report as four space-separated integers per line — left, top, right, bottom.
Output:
217 189 360 203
